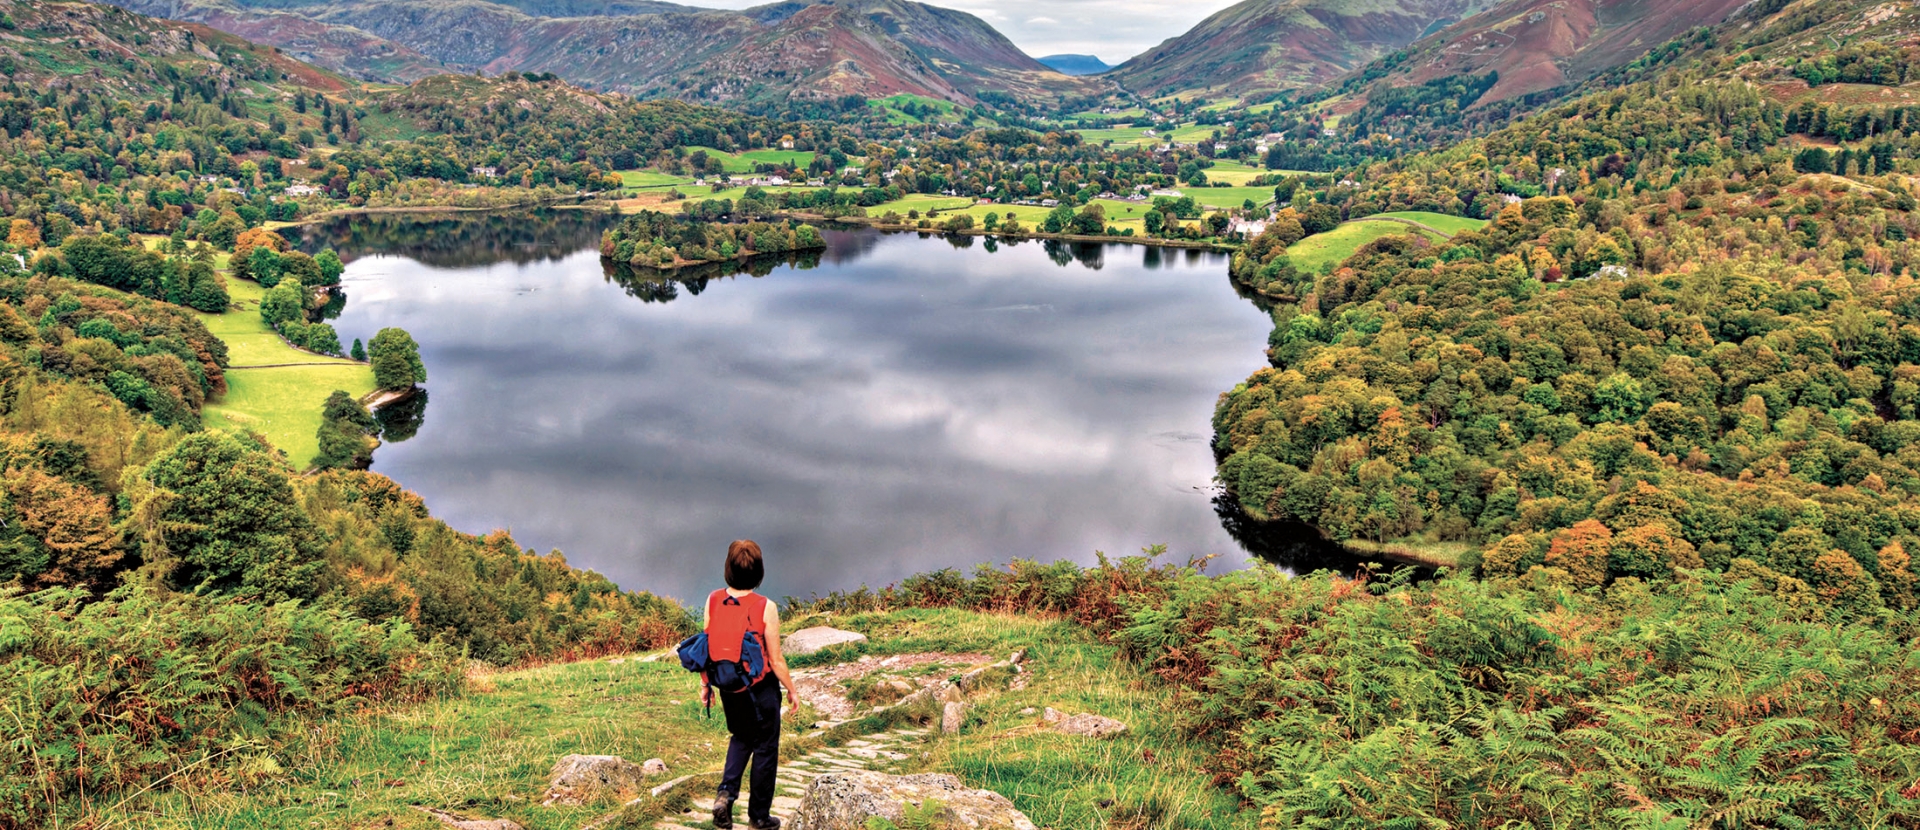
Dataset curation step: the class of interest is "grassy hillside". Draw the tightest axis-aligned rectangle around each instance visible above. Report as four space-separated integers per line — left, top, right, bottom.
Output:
197 276 373 469
96 607 1251 830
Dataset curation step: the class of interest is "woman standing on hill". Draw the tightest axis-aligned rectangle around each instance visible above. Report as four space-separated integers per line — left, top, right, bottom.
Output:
707 540 801 830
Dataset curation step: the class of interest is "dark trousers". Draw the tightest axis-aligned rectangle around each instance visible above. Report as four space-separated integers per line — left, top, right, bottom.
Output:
718 678 781 821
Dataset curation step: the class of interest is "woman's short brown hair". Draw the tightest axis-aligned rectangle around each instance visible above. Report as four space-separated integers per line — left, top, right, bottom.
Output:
725 540 764 591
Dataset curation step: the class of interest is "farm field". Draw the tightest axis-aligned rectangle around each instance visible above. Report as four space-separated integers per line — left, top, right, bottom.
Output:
616 170 694 189
1370 211 1490 235
680 146 816 174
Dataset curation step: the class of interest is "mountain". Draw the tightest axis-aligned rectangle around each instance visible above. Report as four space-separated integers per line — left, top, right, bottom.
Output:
0 0 353 94
1038 54 1111 76
94 0 1102 107
1374 0 1751 103
1109 0 1496 100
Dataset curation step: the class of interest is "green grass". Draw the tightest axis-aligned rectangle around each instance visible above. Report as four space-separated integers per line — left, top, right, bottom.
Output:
871 195 979 215
98 654 731 830
1370 211 1490 235
1188 186 1281 210
198 278 372 468
869 94 961 125
872 198 1157 235
355 111 428 143
737 149 816 168
1073 127 1160 147
617 170 695 189
1287 219 1449 273
681 147 756 174
680 185 827 205
97 608 1252 830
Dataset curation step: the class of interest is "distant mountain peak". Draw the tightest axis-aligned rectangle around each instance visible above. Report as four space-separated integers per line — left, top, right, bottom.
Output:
1038 54 1111 76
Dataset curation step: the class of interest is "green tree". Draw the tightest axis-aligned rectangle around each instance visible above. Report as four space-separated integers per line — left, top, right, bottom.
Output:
315 249 345 285
185 259 229 312
350 338 367 361
136 433 323 600
248 245 285 287
314 390 379 469
260 279 305 328
369 328 426 391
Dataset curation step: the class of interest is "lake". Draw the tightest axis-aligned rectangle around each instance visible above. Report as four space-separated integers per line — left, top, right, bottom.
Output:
308 210 1353 602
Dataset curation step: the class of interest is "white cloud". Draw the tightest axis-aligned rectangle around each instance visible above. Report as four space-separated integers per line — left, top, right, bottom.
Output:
687 0 1247 63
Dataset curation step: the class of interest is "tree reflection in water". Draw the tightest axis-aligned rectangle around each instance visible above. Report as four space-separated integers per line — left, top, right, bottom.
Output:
376 389 429 444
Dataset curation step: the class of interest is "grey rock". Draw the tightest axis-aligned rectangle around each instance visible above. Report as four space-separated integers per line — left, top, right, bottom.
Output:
540 754 659 806
783 627 869 656
642 758 669 775
942 701 968 734
1043 710 1127 738
789 771 1036 830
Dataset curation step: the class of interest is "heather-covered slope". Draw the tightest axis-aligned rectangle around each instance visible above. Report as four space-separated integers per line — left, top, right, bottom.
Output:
1384 0 1750 103
96 0 1101 107
1109 0 1495 99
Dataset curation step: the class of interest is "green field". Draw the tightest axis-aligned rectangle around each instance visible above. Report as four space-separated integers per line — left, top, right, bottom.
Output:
1201 160 1270 185
1074 127 1161 147
1286 219 1450 273
198 277 372 468
737 149 816 167
617 170 695 189
1370 210 1490 235
1188 186 1280 210
681 147 814 175
875 197 1158 235
680 185 827 205
98 607 1249 830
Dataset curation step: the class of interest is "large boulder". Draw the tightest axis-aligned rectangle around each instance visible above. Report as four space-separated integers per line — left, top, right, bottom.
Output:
540 754 660 806
790 771 1036 830
1043 708 1128 738
784 626 868 656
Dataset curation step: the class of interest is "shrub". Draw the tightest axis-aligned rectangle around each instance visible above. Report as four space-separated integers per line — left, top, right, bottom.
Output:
0 585 461 829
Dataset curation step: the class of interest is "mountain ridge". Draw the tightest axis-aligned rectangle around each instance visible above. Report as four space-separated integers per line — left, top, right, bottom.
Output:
1039 54 1112 76
95 0 1103 107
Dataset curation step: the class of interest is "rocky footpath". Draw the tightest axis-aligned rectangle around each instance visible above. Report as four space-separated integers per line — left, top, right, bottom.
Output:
417 629 1127 830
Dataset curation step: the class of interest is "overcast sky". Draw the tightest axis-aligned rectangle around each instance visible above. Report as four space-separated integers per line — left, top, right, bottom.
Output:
693 0 1245 64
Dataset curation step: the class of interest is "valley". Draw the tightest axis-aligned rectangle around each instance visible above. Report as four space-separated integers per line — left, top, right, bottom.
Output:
5 0 1920 827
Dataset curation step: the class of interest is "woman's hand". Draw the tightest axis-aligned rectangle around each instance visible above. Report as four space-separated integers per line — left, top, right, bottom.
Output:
785 685 803 716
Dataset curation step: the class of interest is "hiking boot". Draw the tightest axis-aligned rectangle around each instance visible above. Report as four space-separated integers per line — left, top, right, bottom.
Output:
747 817 781 830
711 789 736 829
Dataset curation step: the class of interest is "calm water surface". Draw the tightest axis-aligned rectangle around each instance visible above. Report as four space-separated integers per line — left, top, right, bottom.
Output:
310 211 1330 601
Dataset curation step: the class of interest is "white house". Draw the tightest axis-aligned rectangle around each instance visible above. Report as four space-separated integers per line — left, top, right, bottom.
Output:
283 184 324 197
471 166 499 178
1229 218 1269 237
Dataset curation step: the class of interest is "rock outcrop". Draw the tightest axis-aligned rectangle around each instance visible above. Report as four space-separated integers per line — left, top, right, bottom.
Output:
1043 708 1127 738
540 754 661 806
790 771 1037 830
784 626 869 656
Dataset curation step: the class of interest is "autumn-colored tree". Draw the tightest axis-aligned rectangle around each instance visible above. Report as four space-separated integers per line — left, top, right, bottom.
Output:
6 219 39 250
1544 519 1613 587
230 227 289 281
1808 550 1883 615
1876 541 1917 610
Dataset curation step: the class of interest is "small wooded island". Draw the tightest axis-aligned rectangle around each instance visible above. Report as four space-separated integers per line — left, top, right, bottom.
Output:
600 208 826 270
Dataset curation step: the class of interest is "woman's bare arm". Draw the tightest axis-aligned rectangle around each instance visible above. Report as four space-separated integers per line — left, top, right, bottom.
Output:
764 602 802 714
